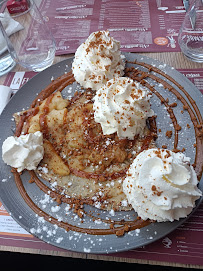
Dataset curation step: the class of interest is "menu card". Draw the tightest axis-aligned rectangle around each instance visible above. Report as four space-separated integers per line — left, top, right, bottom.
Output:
24 0 186 55
0 69 203 266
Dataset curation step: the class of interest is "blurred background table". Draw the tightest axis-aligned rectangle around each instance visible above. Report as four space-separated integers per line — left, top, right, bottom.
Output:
0 51 202 270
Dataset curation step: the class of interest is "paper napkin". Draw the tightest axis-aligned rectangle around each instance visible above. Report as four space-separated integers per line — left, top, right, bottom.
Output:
0 12 24 55
0 85 12 114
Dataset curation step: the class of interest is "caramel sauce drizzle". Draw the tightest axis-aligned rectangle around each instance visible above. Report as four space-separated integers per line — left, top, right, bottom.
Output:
13 168 150 235
68 130 155 181
30 72 75 108
12 60 203 237
126 60 203 179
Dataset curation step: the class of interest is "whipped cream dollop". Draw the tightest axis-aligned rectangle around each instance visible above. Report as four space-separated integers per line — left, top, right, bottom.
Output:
93 77 154 139
123 148 202 222
72 30 125 91
2 131 44 172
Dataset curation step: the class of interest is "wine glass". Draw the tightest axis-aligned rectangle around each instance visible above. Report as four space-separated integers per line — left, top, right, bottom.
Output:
0 0 56 72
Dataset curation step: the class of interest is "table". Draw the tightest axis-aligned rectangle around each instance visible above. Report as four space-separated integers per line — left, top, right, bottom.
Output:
1 0 203 266
0 51 202 270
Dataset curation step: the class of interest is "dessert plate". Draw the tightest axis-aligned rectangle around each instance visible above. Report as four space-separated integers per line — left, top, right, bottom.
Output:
0 53 202 254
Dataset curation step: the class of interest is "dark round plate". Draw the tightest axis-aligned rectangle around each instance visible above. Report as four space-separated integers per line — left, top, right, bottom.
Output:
0 53 202 254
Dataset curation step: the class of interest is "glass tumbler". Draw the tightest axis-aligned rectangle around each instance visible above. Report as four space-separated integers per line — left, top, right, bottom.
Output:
0 0 56 72
0 10 16 76
0 45 15 77
178 0 203 63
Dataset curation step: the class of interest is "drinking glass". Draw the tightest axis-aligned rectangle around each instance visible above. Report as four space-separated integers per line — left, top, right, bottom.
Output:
178 0 203 63
0 0 56 72
0 47 15 76
0 10 16 76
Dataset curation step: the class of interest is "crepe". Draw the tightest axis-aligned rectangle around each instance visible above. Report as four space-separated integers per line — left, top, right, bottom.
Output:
14 89 157 211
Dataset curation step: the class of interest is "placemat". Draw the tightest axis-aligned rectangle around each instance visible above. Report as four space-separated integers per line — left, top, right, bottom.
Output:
21 0 187 55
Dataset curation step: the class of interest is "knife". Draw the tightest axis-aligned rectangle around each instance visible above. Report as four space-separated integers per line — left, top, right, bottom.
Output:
183 0 189 12
189 4 196 30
